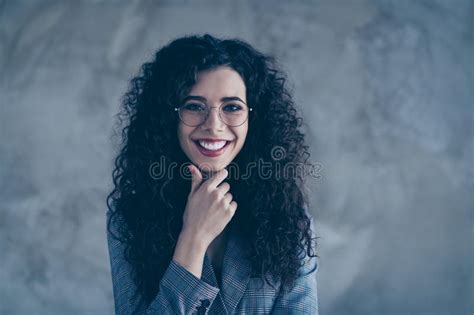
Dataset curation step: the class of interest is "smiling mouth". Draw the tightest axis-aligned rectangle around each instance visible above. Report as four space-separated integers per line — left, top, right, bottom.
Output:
193 140 232 157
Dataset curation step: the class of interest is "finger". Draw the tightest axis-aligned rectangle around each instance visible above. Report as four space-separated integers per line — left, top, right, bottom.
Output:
229 200 238 212
217 182 231 195
205 168 228 190
189 164 203 194
224 192 233 204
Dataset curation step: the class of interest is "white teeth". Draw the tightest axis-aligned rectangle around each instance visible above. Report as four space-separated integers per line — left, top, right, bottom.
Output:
198 140 227 150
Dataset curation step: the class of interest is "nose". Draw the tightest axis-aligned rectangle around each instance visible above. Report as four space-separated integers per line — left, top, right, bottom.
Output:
201 107 225 130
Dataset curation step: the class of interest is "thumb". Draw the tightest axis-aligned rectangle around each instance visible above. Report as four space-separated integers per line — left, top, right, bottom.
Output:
188 164 203 194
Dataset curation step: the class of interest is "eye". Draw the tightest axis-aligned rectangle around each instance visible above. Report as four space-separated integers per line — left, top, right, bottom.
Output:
182 103 206 111
223 104 243 112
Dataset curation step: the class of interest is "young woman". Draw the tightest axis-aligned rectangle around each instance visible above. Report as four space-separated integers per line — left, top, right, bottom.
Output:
106 34 319 314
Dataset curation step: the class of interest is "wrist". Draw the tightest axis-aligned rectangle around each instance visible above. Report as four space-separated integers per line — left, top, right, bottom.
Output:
178 229 209 250
173 231 207 266
171 231 208 279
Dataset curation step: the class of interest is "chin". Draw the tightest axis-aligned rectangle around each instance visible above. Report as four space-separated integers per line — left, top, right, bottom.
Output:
195 161 228 173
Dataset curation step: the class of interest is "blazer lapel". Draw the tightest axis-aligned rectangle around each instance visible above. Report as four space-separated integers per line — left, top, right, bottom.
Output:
202 222 252 314
220 222 252 314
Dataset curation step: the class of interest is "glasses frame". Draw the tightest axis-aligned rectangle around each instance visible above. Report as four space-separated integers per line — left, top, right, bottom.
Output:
174 104 253 127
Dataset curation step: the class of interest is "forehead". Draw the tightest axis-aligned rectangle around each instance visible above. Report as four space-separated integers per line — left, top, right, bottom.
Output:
189 66 246 101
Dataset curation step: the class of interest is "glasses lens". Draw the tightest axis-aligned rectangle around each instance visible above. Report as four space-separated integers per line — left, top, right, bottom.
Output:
221 104 249 126
179 103 207 126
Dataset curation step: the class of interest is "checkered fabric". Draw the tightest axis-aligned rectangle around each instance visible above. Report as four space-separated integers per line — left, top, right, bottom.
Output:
106 210 319 314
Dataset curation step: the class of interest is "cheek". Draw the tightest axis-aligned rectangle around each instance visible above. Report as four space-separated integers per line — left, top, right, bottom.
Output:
240 125 249 143
177 125 190 151
235 126 248 150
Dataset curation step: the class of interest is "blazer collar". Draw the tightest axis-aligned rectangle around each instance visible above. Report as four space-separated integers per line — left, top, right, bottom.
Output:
202 222 252 314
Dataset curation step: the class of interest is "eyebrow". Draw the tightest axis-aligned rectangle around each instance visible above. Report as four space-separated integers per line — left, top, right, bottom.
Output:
182 95 247 104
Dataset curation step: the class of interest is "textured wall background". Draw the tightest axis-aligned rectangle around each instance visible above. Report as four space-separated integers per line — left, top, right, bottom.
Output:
0 0 472 314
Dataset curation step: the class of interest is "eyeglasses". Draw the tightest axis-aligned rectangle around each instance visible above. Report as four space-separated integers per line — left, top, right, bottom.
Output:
174 102 253 127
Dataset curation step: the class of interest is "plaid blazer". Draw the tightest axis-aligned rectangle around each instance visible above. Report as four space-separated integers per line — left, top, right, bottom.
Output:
106 210 319 314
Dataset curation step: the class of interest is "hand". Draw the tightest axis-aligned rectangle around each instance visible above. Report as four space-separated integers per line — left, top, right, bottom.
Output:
181 164 237 248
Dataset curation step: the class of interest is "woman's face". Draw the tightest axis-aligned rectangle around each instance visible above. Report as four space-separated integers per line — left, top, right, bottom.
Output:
177 66 249 176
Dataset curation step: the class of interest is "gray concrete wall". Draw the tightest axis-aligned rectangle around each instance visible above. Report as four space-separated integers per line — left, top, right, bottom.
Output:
0 0 472 314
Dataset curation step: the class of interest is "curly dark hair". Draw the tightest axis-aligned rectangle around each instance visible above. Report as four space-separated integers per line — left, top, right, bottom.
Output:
106 33 319 312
